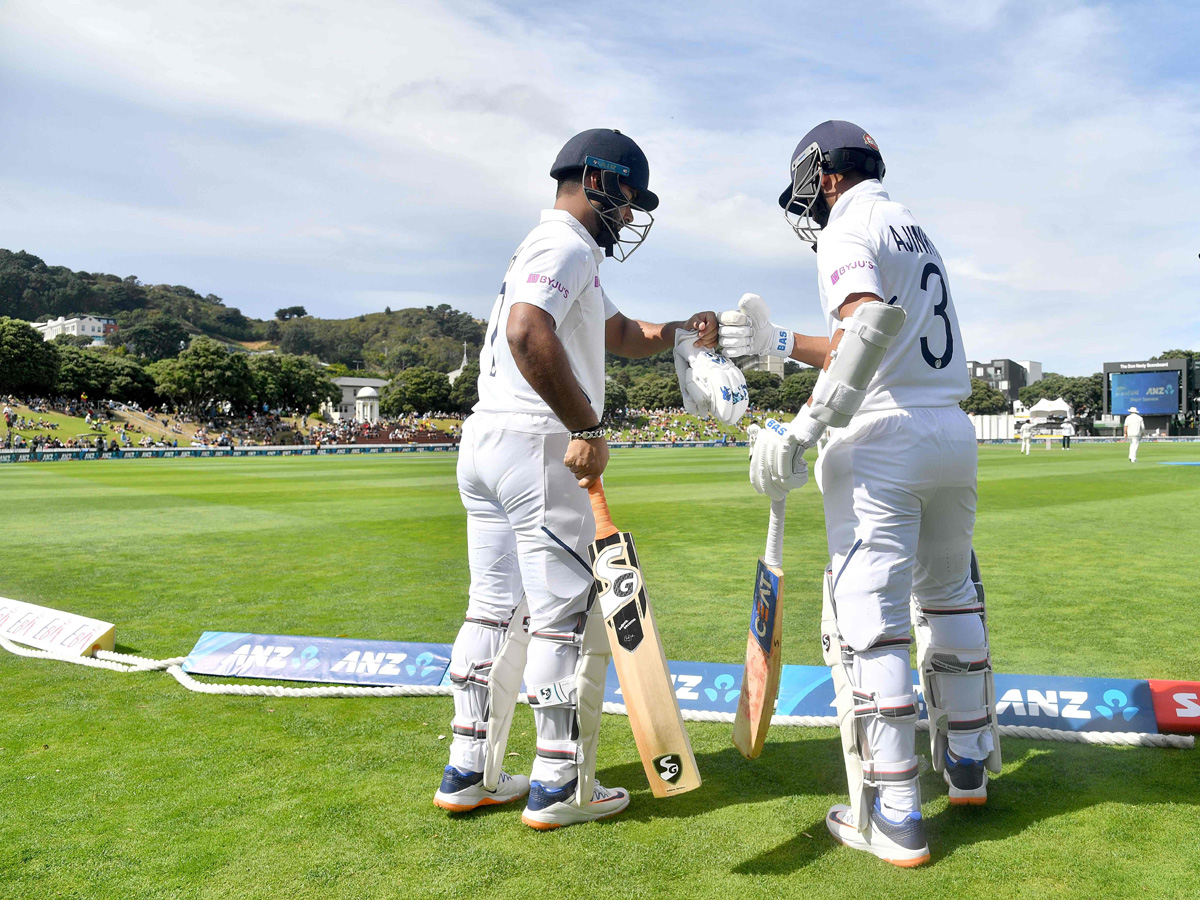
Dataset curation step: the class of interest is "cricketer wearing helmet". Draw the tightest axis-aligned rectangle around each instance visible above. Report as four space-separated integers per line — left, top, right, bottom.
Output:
719 120 1000 866
433 128 746 829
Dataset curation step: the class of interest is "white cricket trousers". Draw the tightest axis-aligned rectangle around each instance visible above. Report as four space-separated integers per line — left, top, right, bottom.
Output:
447 412 596 787
1129 437 1140 461
816 407 993 809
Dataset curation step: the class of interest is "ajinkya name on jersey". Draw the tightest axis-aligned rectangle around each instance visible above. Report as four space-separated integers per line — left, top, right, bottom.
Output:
889 224 940 259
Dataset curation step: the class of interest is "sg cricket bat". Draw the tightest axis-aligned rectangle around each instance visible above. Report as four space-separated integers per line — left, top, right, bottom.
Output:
587 481 702 798
732 497 785 760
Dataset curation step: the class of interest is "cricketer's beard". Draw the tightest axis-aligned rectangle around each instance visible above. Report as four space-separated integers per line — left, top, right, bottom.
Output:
587 202 622 257
809 191 832 229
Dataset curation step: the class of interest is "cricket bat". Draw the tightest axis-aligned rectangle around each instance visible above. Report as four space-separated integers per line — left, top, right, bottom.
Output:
587 481 701 798
732 497 785 760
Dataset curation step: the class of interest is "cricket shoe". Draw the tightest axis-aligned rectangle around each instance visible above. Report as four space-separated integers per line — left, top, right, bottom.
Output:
826 798 930 868
943 750 988 806
433 766 530 812
521 778 629 830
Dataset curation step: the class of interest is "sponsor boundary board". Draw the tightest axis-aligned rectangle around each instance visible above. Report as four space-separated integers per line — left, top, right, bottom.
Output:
0 597 115 657
182 633 1199 736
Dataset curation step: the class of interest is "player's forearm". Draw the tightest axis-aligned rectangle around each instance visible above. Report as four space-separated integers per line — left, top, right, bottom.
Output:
610 316 679 358
508 305 599 430
791 333 833 369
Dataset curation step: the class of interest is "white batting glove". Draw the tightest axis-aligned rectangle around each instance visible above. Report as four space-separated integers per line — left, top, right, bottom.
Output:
674 330 749 425
749 418 808 500
717 293 794 359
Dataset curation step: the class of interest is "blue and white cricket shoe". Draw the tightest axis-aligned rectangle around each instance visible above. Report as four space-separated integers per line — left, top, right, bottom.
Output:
944 750 988 805
521 778 629 830
433 766 530 813
826 798 931 867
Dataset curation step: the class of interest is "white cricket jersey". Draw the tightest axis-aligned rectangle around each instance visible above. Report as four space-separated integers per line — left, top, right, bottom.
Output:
1126 413 1144 436
815 180 969 412
474 209 619 431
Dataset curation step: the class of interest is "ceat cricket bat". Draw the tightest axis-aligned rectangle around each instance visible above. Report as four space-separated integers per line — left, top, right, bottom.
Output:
732 497 785 760
587 481 701 798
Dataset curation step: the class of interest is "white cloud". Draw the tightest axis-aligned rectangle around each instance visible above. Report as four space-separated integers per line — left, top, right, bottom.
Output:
1 0 1198 373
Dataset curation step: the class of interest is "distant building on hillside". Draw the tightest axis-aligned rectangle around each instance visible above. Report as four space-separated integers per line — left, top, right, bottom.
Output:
32 315 118 344
323 376 389 423
966 358 1042 403
447 342 471 385
740 354 786 377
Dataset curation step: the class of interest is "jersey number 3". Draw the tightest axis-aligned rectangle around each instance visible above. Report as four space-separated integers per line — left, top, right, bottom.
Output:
919 262 954 370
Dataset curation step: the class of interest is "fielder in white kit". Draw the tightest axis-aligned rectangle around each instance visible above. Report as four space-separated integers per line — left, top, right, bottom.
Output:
1125 406 1144 461
433 128 745 829
719 121 1001 866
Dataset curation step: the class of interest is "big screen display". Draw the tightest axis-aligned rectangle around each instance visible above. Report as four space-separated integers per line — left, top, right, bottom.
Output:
1108 371 1181 415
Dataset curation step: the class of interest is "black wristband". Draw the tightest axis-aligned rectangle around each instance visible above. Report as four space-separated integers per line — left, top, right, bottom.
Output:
570 426 605 440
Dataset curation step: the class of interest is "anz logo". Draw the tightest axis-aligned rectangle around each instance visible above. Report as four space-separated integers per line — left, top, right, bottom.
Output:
995 688 1139 722
614 671 742 705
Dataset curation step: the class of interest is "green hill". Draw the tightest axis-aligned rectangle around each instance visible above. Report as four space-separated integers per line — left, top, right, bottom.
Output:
0 249 484 372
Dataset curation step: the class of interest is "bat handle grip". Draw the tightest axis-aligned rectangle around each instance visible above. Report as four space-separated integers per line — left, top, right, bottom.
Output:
764 498 785 568
588 482 619 539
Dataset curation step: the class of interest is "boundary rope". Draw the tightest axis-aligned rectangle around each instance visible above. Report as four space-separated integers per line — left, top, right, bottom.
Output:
3 638 1192 749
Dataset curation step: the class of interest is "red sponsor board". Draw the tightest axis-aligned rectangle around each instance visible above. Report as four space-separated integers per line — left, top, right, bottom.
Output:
1148 680 1200 733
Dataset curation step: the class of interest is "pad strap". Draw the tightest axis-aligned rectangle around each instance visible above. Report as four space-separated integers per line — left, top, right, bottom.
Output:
530 613 587 646
838 635 911 665
862 756 921 787
853 691 919 723
947 708 992 734
929 652 991 675
449 658 494 688
451 716 487 740
535 739 582 765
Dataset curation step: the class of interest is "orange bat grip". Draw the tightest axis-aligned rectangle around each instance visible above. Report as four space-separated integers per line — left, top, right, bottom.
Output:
588 482 619 539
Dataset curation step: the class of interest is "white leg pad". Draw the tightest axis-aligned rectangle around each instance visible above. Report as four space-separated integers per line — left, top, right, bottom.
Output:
573 602 610 805
914 551 1002 775
823 568 921 831
525 600 611 802
481 596 531 790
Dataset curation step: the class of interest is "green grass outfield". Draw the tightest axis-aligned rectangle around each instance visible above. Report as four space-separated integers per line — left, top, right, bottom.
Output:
2 442 1199 900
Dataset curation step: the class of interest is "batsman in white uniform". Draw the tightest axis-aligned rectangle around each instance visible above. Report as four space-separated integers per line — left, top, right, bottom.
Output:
719 121 1000 866
433 128 746 829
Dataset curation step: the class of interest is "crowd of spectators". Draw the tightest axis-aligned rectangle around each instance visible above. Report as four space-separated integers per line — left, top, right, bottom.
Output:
309 412 463 446
607 407 742 444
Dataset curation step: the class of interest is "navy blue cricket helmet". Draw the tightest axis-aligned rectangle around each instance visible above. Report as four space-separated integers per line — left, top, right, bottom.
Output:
780 120 885 246
550 128 657 260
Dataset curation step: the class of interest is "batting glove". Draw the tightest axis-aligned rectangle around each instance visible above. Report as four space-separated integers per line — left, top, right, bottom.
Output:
674 330 749 425
717 293 794 359
750 418 808 500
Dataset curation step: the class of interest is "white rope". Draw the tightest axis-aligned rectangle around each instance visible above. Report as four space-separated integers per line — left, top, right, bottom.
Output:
0 638 185 673
2 639 1192 748
622 703 1193 748
166 665 455 698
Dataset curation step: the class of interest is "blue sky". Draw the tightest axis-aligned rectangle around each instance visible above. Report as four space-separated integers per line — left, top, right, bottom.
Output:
1 0 1197 374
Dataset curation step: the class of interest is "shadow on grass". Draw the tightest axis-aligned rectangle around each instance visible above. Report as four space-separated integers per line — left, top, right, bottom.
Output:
596 732 847 825
730 738 1200 875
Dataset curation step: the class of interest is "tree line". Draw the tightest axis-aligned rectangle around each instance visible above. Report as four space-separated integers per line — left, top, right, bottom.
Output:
0 250 485 372
0 318 339 415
